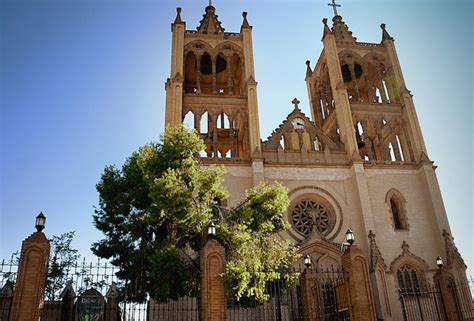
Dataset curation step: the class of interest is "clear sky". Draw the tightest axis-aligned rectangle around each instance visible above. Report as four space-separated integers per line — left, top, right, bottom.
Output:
1 0 472 275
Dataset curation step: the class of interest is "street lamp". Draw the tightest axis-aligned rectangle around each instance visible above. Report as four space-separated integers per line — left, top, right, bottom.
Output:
207 222 216 238
35 212 46 232
345 228 354 246
436 256 444 269
304 254 312 269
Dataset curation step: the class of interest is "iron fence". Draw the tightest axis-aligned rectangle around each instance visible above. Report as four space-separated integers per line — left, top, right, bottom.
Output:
0 258 349 321
400 281 474 321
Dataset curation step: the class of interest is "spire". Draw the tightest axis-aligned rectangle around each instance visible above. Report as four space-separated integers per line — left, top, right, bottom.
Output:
322 18 332 40
241 11 251 29
380 23 394 41
174 7 183 24
305 60 313 78
331 15 356 44
196 3 225 34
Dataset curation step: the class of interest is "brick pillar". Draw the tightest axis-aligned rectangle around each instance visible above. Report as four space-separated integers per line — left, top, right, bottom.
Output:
342 245 376 321
200 239 226 321
433 268 460 321
299 270 320 321
9 231 50 321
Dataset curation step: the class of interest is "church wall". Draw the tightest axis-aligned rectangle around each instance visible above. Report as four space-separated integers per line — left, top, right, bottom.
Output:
365 167 444 267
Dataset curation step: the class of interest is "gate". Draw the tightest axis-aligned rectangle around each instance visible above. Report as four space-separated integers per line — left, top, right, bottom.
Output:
400 285 446 321
400 281 474 321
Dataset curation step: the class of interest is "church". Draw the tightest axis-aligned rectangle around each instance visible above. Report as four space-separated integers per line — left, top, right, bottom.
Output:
164 2 470 320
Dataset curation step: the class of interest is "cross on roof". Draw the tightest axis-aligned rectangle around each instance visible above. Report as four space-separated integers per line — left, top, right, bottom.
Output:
328 0 341 17
292 98 300 109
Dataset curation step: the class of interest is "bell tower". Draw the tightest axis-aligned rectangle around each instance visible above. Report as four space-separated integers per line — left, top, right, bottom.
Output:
305 14 428 162
165 4 261 160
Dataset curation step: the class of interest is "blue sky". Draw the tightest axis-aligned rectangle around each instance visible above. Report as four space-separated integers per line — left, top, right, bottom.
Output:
1 0 472 275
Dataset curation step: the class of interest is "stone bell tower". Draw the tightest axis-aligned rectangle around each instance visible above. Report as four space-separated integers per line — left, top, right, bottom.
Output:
165 4 261 160
305 15 427 163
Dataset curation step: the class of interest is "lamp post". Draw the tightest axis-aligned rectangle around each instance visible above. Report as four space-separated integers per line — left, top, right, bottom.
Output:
207 222 216 239
35 212 46 232
345 228 354 246
436 256 444 269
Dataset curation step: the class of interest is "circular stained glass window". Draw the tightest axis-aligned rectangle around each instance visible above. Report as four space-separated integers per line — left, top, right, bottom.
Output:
291 200 334 237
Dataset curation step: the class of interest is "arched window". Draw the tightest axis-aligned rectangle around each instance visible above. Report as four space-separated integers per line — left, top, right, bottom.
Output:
397 265 420 294
391 198 403 229
386 190 408 230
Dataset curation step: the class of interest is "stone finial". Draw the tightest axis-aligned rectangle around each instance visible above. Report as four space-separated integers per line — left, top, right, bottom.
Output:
174 7 183 24
241 11 251 29
380 23 394 41
368 230 386 271
305 60 312 78
401 240 410 252
322 18 332 39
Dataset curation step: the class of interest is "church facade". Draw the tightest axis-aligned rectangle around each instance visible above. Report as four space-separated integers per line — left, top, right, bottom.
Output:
164 4 469 320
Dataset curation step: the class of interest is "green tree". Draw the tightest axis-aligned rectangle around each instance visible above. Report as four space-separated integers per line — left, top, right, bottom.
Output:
45 231 80 300
92 126 299 303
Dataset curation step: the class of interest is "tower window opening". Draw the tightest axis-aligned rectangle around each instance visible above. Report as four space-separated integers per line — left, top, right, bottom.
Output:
341 63 363 82
183 111 194 129
279 136 286 150
382 79 391 103
217 113 230 129
218 88 225 94
320 99 326 119
396 135 405 161
375 88 382 103
215 56 227 73
357 122 364 135
200 54 213 74
390 197 407 230
389 142 396 161
336 128 340 134
314 137 322 151
201 111 209 134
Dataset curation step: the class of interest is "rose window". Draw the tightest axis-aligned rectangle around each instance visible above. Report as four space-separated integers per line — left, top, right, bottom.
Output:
291 200 334 237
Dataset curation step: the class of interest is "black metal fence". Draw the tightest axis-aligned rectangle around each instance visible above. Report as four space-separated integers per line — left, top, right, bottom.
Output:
0 257 349 321
400 281 474 321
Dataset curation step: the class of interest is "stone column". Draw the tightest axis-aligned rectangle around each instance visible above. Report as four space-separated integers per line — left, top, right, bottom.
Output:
9 231 50 321
226 56 233 96
200 239 226 321
341 245 376 321
196 55 202 94
390 135 402 161
433 268 460 321
211 56 217 94
350 63 360 102
362 62 372 103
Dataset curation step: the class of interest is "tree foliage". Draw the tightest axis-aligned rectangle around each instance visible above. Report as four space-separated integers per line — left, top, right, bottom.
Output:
46 231 80 300
92 126 299 303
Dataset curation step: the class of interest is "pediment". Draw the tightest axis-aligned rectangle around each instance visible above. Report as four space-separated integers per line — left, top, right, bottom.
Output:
263 107 339 151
